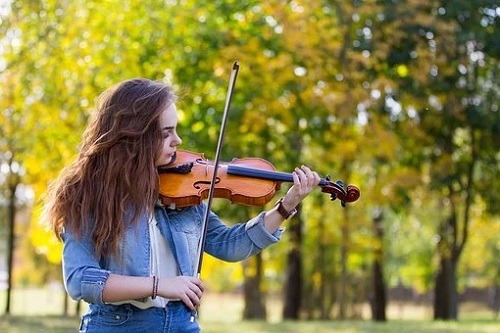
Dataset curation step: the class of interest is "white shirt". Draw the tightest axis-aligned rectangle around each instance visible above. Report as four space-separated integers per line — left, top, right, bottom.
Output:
111 215 179 309
148 215 179 307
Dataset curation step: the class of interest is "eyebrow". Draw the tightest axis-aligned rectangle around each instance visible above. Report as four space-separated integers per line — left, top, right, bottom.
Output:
162 126 175 131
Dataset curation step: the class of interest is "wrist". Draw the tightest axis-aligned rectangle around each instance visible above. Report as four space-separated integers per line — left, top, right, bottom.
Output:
275 197 297 220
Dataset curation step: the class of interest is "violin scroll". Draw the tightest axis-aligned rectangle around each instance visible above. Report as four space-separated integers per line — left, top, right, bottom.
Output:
346 185 361 203
319 178 361 207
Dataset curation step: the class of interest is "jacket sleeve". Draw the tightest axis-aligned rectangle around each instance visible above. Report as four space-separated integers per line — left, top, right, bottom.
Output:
61 229 110 304
203 206 284 262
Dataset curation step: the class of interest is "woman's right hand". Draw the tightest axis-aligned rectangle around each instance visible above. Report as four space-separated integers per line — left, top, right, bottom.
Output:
159 276 204 310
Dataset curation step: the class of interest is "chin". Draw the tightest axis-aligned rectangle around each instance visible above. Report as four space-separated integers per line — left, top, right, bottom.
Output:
158 156 174 166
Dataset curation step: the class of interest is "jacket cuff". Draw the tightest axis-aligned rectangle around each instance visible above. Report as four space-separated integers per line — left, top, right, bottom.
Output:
245 211 283 249
81 267 110 304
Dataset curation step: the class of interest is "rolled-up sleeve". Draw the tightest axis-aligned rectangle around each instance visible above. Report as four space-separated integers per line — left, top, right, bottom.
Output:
245 212 283 249
204 207 284 262
61 230 110 304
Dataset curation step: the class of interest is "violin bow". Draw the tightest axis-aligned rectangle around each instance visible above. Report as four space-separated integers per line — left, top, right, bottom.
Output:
190 61 240 322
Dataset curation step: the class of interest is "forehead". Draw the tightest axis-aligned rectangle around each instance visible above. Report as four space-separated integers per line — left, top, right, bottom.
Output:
159 103 178 128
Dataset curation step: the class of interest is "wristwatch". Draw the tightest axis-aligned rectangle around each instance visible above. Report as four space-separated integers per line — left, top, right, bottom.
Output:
275 198 297 220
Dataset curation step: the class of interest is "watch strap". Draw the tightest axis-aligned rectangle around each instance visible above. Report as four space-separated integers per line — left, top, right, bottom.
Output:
275 198 297 220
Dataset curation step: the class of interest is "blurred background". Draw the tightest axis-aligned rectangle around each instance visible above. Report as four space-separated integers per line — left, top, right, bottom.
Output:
0 0 499 327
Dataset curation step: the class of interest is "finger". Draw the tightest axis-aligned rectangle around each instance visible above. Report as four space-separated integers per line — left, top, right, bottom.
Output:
291 173 305 196
190 283 203 299
312 171 321 185
292 169 300 186
299 166 314 187
181 294 195 311
299 167 316 194
187 289 201 307
294 167 307 188
193 278 205 292
301 166 320 188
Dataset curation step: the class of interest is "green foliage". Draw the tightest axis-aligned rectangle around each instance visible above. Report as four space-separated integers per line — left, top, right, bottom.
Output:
0 0 498 317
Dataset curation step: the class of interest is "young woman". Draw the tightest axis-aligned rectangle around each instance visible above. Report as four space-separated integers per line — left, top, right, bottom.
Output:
44 78 320 332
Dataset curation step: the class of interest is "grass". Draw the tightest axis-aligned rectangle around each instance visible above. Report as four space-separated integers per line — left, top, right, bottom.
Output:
1 315 499 333
1 289 499 332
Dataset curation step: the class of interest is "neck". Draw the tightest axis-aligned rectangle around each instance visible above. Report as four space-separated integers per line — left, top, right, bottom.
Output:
227 164 294 183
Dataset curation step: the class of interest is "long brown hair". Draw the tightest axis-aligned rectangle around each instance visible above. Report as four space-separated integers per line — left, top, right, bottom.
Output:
44 78 176 258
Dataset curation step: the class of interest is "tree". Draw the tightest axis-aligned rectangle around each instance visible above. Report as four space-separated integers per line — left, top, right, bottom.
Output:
370 208 386 321
0 71 30 314
2 0 498 321
370 0 500 320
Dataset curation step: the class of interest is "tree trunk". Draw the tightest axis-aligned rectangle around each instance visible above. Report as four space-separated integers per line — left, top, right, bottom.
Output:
242 253 267 319
434 212 459 320
76 300 82 316
493 280 499 320
303 207 331 320
370 208 387 321
282 210 303 319
432 123 478 320
63 290 68 316
433 256 458 320
337 210 349 319
318 214 328 319
493 260 500 320
5 181 18 315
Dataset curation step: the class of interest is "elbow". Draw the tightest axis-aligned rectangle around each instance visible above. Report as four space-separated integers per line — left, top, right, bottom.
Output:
64 267 110 304
64 274 83 302
66 282 83 302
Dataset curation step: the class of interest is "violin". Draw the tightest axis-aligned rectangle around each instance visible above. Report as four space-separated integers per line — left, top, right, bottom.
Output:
157 150 360 209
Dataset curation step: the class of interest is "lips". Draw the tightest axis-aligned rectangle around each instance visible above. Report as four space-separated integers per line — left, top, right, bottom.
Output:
164 152 176 165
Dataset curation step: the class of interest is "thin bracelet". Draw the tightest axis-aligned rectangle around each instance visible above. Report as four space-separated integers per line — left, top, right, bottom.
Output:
152 276 158 299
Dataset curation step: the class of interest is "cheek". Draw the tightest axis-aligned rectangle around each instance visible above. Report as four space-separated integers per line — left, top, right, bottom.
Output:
164 137 174 150
156 140 171 162
155 141 166 161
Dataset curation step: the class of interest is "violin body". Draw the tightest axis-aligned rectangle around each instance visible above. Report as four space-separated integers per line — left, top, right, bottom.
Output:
158 150 282 208
158 150 360 209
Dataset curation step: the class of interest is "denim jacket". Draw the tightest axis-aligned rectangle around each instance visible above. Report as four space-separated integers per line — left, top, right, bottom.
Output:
62 202 282 305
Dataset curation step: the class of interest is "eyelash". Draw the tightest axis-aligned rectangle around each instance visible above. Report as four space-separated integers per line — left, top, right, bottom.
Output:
163 128 177 139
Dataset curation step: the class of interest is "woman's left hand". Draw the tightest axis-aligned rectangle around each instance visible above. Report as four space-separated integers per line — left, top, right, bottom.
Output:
281 165 321 209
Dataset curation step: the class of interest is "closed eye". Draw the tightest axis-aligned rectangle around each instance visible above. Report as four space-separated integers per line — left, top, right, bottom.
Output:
163 127 175 138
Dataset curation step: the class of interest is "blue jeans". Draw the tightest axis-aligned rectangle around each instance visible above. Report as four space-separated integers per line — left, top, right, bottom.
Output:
79 301 200 333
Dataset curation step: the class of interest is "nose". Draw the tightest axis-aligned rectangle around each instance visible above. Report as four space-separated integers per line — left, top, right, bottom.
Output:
172 133 182 147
